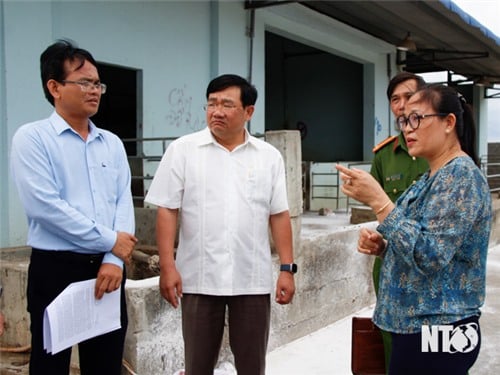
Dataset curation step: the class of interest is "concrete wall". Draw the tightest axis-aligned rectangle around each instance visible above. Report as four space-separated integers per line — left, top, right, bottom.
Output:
2 197 499 373
123 214 379 374
0 247 30 348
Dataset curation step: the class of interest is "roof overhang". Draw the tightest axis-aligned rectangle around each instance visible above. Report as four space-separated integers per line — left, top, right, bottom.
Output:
245 0 500 85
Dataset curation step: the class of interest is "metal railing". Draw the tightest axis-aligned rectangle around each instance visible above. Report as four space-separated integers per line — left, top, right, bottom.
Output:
306 161 371 211
123 139 500 207
305 156 499 214
481 155 500 193
122 137 177 202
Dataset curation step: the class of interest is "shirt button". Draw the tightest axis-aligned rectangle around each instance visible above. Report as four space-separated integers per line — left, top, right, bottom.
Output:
412 156 416 160
393 188 397 194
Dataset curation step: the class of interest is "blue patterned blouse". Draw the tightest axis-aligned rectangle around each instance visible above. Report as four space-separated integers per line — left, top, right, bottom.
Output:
374 156 492 334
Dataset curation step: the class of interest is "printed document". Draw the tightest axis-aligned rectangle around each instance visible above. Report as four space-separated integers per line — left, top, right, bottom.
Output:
43 278 121 354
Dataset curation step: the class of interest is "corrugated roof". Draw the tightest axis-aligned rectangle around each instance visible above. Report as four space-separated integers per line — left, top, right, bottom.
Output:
289 0 500 84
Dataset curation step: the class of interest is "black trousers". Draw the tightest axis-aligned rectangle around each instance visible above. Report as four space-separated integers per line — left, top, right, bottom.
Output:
27 249 128 375
389 315 481 375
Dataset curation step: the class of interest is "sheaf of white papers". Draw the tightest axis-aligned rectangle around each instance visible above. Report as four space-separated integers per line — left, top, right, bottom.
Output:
43 278 121 354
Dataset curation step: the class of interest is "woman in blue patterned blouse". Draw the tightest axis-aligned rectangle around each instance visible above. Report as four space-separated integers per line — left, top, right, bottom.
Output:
337 84 492 375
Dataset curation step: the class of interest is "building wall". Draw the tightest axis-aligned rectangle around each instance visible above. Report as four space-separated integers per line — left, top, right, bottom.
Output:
1 1 491 247
1 1 213 246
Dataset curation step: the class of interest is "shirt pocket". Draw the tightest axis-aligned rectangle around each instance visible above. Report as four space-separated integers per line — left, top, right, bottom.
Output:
246 167 272 205
96 163 120 204
383 175 408 198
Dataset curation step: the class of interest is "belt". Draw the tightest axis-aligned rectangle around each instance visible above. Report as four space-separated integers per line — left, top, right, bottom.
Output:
31 248 105 264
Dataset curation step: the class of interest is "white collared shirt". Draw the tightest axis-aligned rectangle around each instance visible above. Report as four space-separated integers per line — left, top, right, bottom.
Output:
145 127 289 295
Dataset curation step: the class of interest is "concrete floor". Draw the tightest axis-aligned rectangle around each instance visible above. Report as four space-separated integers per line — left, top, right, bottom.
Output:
2 243 499 375
266 245 500 374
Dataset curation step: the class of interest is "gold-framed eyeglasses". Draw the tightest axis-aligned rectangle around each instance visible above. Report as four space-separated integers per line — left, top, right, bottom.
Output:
203 102 241 112
396 112 448 130
60 80 107 94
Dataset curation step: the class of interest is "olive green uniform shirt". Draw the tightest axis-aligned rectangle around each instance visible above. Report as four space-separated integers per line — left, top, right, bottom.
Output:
370 132 428 202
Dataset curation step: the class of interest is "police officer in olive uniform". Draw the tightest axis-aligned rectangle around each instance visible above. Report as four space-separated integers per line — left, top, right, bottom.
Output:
369 72 428 373
371 132 428 202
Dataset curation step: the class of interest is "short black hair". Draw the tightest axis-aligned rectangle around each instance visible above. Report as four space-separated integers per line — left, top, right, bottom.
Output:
40 39 98 106
206 74 257 107
386 72 425 100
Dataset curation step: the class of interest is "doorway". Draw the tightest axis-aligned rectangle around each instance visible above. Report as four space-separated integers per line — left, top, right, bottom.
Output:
93 63 144 205
93 63 140 155
265 31 364 162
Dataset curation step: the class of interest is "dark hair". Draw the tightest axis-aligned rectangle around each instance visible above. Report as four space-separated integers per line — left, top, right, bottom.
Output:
40 39 98 106
386 71 426 100
206 74 258 107
416 84 479 166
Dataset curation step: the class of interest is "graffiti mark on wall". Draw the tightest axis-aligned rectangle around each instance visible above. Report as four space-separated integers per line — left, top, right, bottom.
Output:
166 85 204 131
375 117 382 137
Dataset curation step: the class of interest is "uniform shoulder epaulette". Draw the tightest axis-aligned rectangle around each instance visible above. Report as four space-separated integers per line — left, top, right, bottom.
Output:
372 135 398 153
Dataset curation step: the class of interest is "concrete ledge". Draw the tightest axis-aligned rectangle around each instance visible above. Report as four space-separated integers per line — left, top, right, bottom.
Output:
124 277 184 373
0 247 30 347
2 197 499 374
122 214 378 374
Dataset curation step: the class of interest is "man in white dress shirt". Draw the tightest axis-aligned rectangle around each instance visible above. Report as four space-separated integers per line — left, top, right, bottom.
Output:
145 74 296 375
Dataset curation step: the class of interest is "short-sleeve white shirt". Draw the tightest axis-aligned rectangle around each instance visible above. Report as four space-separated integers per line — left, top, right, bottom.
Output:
145 127 289 295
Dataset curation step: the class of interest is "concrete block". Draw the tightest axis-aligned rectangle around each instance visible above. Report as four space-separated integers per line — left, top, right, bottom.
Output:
267 218 378 350
350 206 376 224
0 247 30 348
124 277 184 374
265 130 303 218
134 207 158 247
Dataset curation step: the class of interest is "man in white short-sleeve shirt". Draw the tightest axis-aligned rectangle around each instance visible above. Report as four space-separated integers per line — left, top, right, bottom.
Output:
145 74 295 375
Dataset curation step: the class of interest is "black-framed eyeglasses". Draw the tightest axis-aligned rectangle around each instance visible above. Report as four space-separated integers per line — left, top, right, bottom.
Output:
60 80 107 94
396 113 448 130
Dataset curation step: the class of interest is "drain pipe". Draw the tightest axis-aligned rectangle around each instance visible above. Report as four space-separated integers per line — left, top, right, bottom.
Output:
248 8 255 83
386 53 392 138
247 7 255 133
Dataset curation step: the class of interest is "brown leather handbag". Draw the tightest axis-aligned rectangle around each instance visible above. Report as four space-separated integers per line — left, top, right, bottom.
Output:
351 317 386 375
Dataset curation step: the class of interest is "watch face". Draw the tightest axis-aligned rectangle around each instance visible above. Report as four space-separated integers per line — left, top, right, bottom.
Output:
281 263 297 273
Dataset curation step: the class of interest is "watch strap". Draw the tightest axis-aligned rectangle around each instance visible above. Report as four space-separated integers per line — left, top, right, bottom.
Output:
280 263 297 274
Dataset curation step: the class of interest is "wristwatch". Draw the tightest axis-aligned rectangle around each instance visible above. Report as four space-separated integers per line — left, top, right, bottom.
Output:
280 263 298 274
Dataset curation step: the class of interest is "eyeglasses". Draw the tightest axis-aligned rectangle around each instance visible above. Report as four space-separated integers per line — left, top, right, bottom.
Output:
396 113 448 130
203 102 241 112
60 80 107 94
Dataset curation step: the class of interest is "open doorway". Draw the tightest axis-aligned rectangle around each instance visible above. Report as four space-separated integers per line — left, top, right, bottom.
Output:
93 63 144 205
93 63 139 154
265 31 365 211
265 31 364 162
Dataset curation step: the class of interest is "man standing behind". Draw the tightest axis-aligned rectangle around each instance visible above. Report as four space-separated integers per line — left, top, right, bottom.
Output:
371 72 427 201
145 74 296 375
10 39 137 375
369 71 427 371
